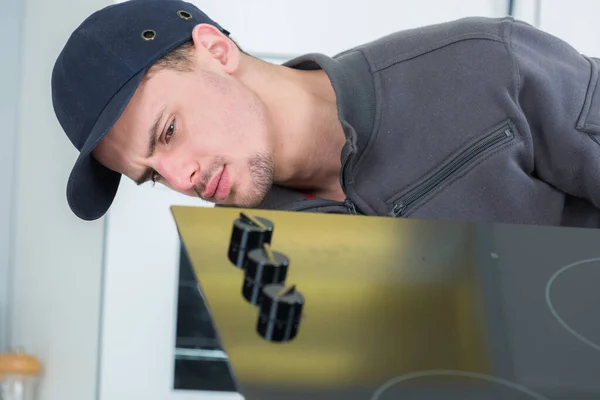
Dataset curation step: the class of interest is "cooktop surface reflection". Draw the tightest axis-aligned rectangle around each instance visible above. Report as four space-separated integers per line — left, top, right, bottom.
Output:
171 206 600 400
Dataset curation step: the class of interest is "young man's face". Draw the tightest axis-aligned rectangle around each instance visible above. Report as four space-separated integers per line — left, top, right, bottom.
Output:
92 28 275 207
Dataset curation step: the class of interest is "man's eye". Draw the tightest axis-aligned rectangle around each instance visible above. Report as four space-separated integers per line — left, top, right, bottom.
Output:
165 120 175 142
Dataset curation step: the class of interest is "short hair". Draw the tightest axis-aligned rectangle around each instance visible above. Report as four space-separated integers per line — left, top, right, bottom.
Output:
149 36 246 74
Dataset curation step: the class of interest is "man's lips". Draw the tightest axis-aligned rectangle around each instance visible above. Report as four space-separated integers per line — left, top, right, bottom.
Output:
202 167 224 199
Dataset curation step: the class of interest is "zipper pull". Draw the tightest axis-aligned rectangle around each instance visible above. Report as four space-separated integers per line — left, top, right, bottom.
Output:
344 199 357 215
388 202 406 217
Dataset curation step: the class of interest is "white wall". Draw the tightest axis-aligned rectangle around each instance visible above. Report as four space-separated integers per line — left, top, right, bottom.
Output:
0 0 23 352
538 0 600 55
194 0 510 56
9 2 111 400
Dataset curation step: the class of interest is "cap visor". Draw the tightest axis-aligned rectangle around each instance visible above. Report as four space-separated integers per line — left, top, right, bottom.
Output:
66 69 146 221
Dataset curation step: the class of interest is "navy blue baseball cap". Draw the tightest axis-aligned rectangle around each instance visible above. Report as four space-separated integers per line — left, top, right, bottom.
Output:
51 0 229 221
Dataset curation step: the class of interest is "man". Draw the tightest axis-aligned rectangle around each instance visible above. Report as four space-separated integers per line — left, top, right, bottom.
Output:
52 0 600 228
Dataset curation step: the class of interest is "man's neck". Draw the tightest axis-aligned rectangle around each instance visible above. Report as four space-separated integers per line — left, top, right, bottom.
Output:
238 55 347 198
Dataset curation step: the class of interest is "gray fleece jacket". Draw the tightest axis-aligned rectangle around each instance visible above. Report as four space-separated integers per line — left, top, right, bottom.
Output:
255 16 600 229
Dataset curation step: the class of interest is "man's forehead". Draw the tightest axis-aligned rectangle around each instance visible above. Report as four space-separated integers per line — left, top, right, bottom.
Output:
113 84 162 140
97 98 157 164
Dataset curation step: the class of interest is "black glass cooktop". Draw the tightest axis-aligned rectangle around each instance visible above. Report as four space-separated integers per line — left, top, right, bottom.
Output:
171 206 600 400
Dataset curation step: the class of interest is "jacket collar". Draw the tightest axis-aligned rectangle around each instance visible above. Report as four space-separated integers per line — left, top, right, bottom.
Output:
257 49 377 210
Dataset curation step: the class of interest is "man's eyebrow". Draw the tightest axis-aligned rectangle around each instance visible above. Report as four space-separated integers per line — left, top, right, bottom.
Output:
134 106 165 186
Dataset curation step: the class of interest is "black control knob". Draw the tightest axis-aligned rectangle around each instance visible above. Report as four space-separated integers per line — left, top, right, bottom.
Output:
243 245 289 305
228 213 274 269
257 284 304 343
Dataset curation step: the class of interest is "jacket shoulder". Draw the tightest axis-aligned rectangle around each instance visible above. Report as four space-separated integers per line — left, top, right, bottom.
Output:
342 17 514 72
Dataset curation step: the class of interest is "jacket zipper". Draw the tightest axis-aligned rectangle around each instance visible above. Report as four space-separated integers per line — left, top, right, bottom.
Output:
344 199 358 214
388 126 515 217
339 141 359 215
291 140 362 215
287 159 359 214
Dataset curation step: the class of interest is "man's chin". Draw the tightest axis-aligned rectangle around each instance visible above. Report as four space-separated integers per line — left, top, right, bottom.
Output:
180 184 270 209
220 191 268 209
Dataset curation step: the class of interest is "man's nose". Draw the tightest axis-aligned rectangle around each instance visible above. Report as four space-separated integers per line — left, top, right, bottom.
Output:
156 156 199 192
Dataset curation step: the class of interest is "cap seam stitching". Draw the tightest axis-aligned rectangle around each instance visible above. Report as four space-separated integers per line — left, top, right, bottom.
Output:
77 30 137 72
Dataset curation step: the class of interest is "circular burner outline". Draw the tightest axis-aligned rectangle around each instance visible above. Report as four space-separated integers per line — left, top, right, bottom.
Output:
545 257 600 353
370 370 549 400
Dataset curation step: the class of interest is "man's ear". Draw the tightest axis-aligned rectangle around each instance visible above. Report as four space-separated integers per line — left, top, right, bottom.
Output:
190 23 240 74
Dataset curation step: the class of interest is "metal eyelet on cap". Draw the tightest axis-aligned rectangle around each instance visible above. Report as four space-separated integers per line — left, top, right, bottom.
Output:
177 10 192 20
141 29 156 41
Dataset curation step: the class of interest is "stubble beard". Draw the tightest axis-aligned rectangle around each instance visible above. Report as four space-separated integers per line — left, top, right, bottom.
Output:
193 153 274 207
236 153 274 207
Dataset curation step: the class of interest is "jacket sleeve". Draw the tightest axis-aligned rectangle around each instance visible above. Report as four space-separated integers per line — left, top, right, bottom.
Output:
509 19 600 209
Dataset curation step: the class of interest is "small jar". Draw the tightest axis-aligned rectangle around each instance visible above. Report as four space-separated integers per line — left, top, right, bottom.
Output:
0 348 42 400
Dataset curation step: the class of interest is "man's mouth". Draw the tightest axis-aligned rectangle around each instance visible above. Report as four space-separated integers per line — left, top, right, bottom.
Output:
201 167 225 199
